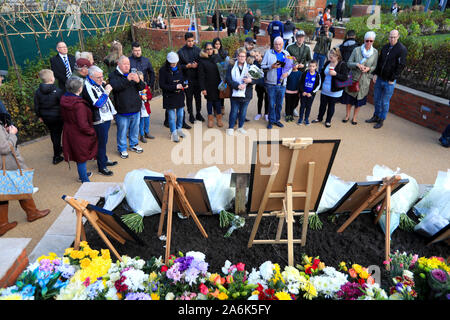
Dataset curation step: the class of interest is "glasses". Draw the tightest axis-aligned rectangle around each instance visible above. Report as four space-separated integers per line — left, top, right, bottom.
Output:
365 40 374 43
206 48 213 51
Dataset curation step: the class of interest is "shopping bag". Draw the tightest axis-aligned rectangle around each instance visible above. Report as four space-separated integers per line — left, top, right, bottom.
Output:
0 145 33 201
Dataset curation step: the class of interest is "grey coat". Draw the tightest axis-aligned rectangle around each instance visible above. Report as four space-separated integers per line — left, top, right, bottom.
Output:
345 45 378 100
0 126 27 171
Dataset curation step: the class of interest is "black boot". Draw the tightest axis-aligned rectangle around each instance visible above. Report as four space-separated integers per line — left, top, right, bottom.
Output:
196 113 205 122
365 115 379 123
374 119 384 129
189 113 195 124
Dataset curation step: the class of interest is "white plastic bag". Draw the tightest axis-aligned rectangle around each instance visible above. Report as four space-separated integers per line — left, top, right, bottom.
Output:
317 175 354 213
103 184 126 211
413 170 450 219
193 166 235 214
366 165 420 235
123 169 164 217
414 208 449 237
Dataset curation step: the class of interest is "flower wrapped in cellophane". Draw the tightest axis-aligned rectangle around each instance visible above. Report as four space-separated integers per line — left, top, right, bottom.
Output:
217 57 230 91
247 64 264 80
277 55 296 85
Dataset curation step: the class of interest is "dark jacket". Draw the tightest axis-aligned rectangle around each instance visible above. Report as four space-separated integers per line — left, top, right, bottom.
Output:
60 93 97 163
225 62 257 101
198 50 221 101
320 60 350 92
159 63 186 109
129 55 156 89
212 13 224 29
268 20 284 38
243 12 254 30
299 70 322 96
50 54 76 90
108 69 145 114
374 41 407 82
226 14 237 31
177 44 202 84
34 83 64 120
339 38 360 62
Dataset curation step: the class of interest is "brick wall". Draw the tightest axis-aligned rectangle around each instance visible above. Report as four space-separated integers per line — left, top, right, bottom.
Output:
367 82 450 133
0 248 28 288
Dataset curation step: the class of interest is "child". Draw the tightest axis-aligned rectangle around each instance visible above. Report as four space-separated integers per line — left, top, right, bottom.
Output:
137 71 154 143
251 50 269 121
284 63 302 122
298 60 321 125
34 69 64 164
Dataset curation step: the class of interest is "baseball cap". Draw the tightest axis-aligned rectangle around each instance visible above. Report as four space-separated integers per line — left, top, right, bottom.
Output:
245 37 256 44
296 30 306 37
75 58 92 69
167 51 179 64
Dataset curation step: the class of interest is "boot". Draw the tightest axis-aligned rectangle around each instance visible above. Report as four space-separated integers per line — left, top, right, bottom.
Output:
196 112 205 122
216 114 223 127
139 135 147 143
374 119 384 129
365 115 379 123
0 202 17 236
207 114 214 128
19 198 50 222
189 113 195 124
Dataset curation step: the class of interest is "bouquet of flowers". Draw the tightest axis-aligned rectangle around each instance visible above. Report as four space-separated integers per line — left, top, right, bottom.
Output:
277 55 296 85
247 64 264 80
219 210 245 237
216 57 230 91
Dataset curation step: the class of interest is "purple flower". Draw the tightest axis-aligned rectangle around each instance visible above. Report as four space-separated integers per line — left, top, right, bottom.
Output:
175 256 194 273
430 269 447 283
125 292 152 300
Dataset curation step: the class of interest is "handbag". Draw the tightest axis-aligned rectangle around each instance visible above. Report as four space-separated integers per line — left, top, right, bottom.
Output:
335 71 353 88
219 83 231 99
348 73 363 93
0 144 34 201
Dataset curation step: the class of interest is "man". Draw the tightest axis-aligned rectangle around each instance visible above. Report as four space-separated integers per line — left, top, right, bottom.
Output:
366 29 407 129
212 11 224 31
129 42 155 90
283 17 296 49
83 66 118 176
72 58 92 79
109 56 145 159
50 41 76 90
226 12 238 36
262 36 291 129
286 30 312 73
177 32 204 124
336 0 345 22
313 21 333 72
267 15 284 49
234 37 256 58
242 9 254 35
339 29 359 63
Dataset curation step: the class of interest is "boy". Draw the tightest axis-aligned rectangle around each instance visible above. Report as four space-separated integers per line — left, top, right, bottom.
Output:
298 60 321 125
284 63 302 122
34 69 64 164
250 50 269 121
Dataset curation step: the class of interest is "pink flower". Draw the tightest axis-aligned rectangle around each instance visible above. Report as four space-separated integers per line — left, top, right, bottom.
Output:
236 263 245 272
83 277 91 287
199 283 209 295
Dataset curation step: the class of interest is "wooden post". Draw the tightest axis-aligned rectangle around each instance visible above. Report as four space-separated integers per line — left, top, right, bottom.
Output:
0 18 22 88
215 0 220 38
166 0 173 50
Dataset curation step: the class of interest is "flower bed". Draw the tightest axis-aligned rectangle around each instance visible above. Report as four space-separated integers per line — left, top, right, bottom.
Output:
1 241 448 300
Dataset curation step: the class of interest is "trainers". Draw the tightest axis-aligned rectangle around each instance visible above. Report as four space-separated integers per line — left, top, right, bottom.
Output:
312 119 322 124
99 168 114 176
297 121 303 126
226 128 234 136
177 128 186 138
267 122 273 129
265 114 269 121
171 131 179 142
293 109 299 117
78 172 93 182
120 151 129 159
325 122 331 128
304 119 310 126
130 145 143 153
237 127 247 134
254 114 262 120
275 121 284 128
106 160 118 167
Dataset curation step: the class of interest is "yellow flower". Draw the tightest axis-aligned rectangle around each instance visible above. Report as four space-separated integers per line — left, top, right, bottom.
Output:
88 250 99 259
275 291 292 300
80 241 88 248
217 292 228 300
352 264 362 274
151 293 160 300
80 258 91 269
64 248 74 256
318 262 326 270
69 250 80 260
339 261 348 272
101 249 110 260
359 269 369 279
302 282 318 300
149 272 158 282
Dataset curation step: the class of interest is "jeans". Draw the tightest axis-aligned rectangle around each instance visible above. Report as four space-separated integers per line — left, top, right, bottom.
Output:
313 52 327 72
229 98 249 129
266 84 286 124
116 112 140 152
77 162 90 183
94 120 111 171
207 100 222 115
317 93 339 123
139 116 150 136
167 107 184 133
373 79 396 120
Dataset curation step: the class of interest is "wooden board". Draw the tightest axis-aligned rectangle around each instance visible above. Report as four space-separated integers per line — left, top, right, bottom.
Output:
247 140 340 213
144 176 212 215
86 204 146 246
328 179 410 214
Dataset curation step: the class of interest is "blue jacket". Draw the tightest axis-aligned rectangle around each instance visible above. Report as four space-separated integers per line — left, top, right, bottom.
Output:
268 20 284 38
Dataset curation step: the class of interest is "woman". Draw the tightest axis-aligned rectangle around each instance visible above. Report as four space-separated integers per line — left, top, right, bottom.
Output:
342 31 378 125
0 112 50 236
225 49 256 135
199 42 223 128
312 47 349 128
159 52 186 143
212 37 229 114
60 76 98 182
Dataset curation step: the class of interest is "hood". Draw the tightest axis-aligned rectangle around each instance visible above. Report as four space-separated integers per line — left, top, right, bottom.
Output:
39 83 57 94
60 93 86 110
199 48 218 59
342 39 357 47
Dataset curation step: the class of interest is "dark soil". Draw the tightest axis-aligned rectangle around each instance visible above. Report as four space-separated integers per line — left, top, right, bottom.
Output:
84 198 448 288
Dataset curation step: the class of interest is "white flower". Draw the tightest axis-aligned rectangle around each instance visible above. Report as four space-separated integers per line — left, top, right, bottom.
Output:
105 287 119 300
186 251 206 262
222 260 232 274
165 292 175 300
247 268 263 286
403 270 414 280
122 268 148 292
259 261 274 281
248 294 259 300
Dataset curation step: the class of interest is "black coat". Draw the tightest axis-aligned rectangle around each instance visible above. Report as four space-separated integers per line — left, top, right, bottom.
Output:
339 38 360 62
50 54 76 90
242 12 254 30
159 64 186 109
374 41 407 82
320 60 350 92
198 50 221 101
34 83 64 120
177 45 202 84
108 69 145 114
226 14 237 31
129 55 156 89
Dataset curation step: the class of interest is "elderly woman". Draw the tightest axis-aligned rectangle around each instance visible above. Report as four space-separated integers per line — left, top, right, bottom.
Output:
341 31 378 125
0 112 50 236
60 76 98 182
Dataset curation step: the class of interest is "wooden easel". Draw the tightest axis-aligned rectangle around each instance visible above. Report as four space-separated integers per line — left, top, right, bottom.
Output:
157 172 208 264
63 195 123 262
336 175 402 270
247 138 316 266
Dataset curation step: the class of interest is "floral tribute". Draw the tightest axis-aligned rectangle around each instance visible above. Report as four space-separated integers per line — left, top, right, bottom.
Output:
0 243 448 300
